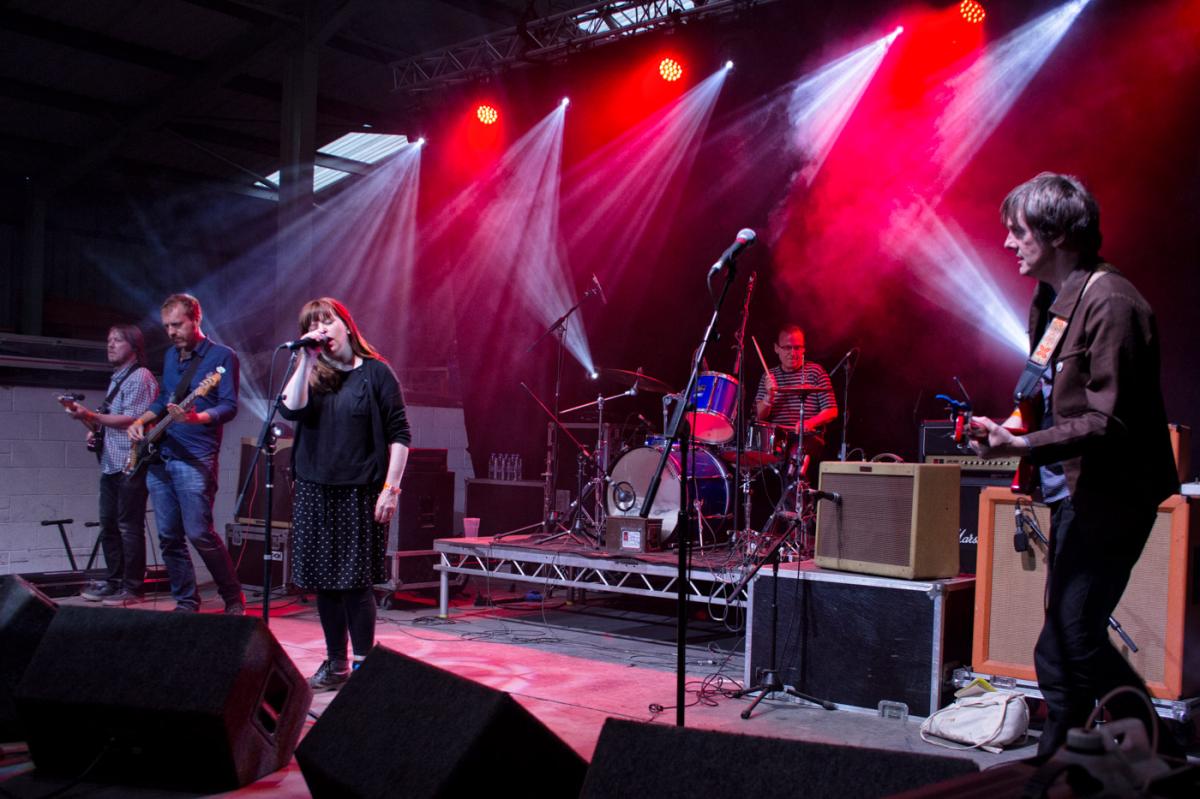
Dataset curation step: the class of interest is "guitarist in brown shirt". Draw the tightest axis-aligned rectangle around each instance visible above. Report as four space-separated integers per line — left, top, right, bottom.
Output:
970 173 1179 757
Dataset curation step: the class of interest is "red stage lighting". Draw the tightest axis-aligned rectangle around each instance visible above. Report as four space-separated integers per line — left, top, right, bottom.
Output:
959 1 986 24
476 104 499 125
658 57 683 82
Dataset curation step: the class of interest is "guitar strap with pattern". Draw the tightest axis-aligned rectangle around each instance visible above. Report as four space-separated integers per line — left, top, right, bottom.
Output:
1012 268 1109 404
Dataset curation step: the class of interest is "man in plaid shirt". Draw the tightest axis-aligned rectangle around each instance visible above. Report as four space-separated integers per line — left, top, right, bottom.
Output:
65 324 159 605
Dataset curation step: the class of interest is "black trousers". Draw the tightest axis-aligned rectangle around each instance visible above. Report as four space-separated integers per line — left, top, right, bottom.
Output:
1034 495 1156 755
97 470 150 593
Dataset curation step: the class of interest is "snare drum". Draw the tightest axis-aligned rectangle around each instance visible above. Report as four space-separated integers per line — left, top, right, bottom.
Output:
722 423 796 469
687 372 739 444
720 424 826 469
606 444 731 544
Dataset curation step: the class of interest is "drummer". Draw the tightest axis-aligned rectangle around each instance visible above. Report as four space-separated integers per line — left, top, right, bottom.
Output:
754 325 838 441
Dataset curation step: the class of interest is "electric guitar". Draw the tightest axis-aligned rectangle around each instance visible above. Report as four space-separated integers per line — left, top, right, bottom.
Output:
961 401 1037 494
56 393 103 459
124 368 224 477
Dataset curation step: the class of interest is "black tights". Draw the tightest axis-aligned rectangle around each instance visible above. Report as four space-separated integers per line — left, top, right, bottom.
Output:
315 587 377 662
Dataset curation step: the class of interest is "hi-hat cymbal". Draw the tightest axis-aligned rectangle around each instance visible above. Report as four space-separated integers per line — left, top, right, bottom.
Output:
600 368 674 394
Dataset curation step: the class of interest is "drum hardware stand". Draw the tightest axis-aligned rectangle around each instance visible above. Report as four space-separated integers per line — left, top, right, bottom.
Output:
639 228 755 726
542 382 637 546
496 383 593 540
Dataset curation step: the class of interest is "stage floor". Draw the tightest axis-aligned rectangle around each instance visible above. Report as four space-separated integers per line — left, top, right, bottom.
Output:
2 576 1041 797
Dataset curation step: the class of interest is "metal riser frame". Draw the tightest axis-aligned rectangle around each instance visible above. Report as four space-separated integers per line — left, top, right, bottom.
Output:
433 539 747 616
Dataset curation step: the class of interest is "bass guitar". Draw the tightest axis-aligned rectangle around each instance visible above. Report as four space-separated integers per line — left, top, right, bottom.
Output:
124 367 224 477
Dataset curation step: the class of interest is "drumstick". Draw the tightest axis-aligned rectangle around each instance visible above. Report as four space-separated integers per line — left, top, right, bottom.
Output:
751 336 770 374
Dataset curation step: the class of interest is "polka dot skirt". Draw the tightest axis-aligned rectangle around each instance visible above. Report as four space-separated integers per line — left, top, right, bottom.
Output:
292 479 387 590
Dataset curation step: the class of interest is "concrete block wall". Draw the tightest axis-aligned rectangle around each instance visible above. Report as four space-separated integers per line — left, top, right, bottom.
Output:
0 382 472 579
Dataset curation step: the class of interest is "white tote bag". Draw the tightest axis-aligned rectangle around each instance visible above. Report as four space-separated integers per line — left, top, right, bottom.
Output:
919 691 1029 753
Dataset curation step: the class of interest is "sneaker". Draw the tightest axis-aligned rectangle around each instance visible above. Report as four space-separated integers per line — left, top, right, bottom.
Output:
102 589 147 607
224 602 246 616
173 603 200 613
80 582 117 602
308 661 351 692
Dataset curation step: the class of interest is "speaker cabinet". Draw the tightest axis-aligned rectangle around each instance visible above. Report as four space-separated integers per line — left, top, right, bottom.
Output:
973 488 1200 700
235 436 294 527
0 575 57 742
815 462 961 579
396 470 455 550
296 645 586 798
14 607 312 791
580 718 978 799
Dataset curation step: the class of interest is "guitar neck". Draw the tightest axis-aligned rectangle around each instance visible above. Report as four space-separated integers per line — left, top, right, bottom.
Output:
146 385 207 442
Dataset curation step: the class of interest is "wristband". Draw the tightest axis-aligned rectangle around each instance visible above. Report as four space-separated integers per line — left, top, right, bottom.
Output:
382 483 402 495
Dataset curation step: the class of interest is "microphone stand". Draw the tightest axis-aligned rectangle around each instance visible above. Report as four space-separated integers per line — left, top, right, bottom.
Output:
829 348 857 462
233 348 301 626
528 284 603 536
639 255 743 727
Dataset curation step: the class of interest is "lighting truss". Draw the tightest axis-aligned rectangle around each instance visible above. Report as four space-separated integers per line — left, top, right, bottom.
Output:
391 0 782 94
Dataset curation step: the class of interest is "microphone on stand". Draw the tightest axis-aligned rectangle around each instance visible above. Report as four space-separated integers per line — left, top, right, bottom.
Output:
708 229 757 277
830 347 859 375
592 273 608 305
279 338 323 351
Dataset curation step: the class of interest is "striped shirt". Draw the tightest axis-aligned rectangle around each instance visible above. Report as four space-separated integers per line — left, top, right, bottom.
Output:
99 364 159 475
754 363 836 430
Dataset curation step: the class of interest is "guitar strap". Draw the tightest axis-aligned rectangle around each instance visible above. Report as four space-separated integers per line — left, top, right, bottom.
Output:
1012 268 1109 404
171 352 205 405
92 366 137 462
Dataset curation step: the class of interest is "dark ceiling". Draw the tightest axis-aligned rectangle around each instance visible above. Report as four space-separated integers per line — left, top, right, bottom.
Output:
0 0 606 200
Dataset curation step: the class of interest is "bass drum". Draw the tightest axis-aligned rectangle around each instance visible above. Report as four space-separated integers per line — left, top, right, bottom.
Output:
606 445 731 545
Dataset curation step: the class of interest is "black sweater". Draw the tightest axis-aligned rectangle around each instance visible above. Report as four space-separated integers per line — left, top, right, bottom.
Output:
280 358 411 486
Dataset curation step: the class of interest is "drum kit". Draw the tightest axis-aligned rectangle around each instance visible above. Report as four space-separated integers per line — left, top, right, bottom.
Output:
541 362 824 556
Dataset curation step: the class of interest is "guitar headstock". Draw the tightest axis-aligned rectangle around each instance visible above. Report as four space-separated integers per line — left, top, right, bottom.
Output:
56 393 84 410
195 366 226 397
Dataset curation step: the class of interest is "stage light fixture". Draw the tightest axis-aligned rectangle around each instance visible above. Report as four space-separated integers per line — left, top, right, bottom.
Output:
724 60 734 71
561 97 571 107
476 104 499 125
659 57 684 82
960 1 986 24
416 137 426 147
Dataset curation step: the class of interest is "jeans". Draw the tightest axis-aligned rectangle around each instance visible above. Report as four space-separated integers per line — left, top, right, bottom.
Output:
1034 495 1157 755
97 471 149 593
147 455 242 610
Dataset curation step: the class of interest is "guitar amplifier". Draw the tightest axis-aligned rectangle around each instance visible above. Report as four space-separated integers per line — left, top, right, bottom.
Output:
973 489 1200 699
815 462 961 579
234 437 294 528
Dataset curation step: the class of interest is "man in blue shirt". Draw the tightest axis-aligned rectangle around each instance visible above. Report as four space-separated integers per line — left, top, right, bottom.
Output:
129 293 244 614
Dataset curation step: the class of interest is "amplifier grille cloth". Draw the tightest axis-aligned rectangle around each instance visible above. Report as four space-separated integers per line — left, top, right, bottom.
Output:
985 502 1172 684
818 473 913 567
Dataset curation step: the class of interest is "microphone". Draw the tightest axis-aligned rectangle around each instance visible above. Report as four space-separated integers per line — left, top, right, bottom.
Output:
708 229 757 276
806 488 842 504
592 273 608 305
830 347 859 375
280 337 323 351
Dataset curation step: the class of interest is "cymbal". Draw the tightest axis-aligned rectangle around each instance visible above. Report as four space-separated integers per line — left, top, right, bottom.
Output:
600 368 674 394
776 385 824 394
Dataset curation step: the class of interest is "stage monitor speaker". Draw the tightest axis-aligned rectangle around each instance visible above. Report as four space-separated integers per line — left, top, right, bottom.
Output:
14 607 312 791
296 645 586 799
815 462 961 579
0 575 57 742
580 718 978 799
973 489 1200 700
396 470 455 551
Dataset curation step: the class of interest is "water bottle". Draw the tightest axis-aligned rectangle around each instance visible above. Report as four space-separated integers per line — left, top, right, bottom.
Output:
515 454 522 481
488 453 498 480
